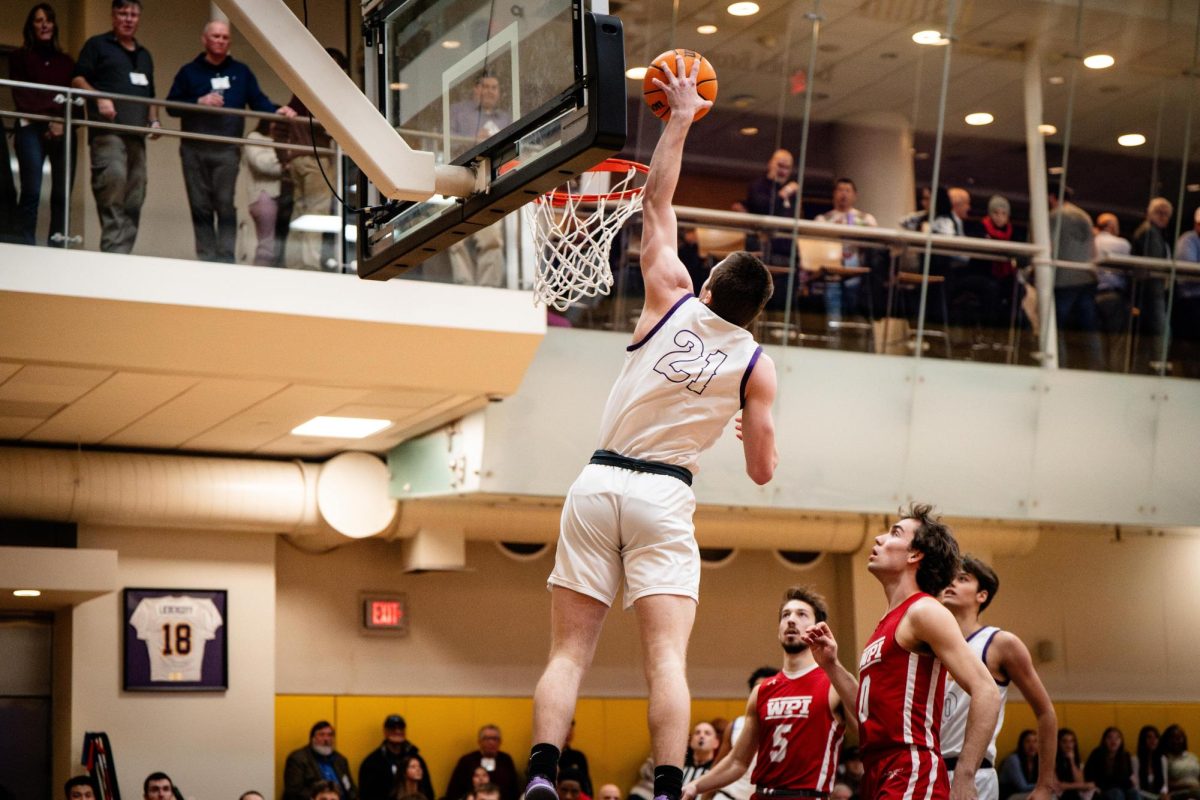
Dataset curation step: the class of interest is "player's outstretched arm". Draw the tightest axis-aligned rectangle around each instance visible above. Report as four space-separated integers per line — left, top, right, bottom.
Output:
640 54 713 315
907 599 1000 800
993 632 1058 800
737 353 778 485
800 622 860 737
683 689 761 800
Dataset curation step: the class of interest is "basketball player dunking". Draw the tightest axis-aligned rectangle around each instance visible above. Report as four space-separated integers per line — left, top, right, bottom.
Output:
802 505 1001 800
939 557 1057 800
524 55 779 800
681 587 849 800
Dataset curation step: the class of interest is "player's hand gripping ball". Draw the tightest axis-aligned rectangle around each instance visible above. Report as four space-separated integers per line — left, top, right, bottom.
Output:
643 48 718 122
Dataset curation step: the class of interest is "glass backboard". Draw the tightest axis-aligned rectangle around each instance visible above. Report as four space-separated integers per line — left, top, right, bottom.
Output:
357 0 627 280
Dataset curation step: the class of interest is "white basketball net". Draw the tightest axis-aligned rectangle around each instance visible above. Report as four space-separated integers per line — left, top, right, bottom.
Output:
522 163 646 312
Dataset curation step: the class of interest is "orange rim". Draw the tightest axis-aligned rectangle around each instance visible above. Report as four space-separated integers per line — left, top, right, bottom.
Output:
537 158 650 207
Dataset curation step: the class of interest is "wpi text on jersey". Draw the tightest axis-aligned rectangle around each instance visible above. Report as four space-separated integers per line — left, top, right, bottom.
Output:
764 695 814 720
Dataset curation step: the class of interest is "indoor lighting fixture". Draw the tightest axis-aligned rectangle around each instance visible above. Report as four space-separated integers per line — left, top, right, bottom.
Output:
1083 54 1115 69
626 66 648 80
292 416 392 439
13 589 41 598
1188 183 1200 192
441 39 462 49
1048 166 1065 175
1038 123 1058 135
727 2 759 16
1118 133 1146 147
388 82 409 91
964 112 994 126
1048 75 1065 85
912 30 950 46
697 24 718 34
740 127 759 135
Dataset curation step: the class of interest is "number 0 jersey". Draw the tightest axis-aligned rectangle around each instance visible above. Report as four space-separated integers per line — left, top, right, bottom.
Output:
597 294 763 475
856 593 948 760
751 665 845 794
129 595 223 681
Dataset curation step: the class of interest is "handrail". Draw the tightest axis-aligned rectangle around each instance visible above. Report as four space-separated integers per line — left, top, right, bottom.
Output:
0 108 336 155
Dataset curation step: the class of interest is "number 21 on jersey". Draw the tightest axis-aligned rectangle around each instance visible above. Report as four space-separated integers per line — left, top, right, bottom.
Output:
653 330 727 395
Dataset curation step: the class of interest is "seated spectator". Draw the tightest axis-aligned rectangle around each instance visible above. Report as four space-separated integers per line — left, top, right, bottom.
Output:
1085 727 1138 800
313 781 344 800
1160 725 1200 800
735 149 799 267
1131 197 1174 372
814 177 878 327
836 746 864 798
560 720 594 797
360 714 434 800
596 784 621 800
10 3 76 248
242 119 285 267
830 784 853 800
143 773 175 800
284 721 357 800
445 725 518 800
474 784 501 800
557 770 585 800
682 721 718 784
386 756 428 800
1172 208 1200 378
64 776 97 800
1057 728 1098 800
466 766 491 800
239 793 265 800
627 756 654 800
900 186 932 232
1133 726 1166 799
957 194 1016 336
999 730 1040 800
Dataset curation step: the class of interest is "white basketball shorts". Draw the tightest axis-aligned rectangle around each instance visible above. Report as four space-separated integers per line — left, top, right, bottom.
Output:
548 463 699 609
946 767 998 800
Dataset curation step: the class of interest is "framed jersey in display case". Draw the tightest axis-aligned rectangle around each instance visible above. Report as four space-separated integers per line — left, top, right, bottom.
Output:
122 588 227 691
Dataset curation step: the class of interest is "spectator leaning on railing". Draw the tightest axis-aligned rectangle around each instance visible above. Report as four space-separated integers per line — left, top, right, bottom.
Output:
165 20 295 264
10 3 75 248
71 0 159 255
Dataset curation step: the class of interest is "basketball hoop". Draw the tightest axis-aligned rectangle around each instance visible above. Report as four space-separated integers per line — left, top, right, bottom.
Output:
522 158 649 312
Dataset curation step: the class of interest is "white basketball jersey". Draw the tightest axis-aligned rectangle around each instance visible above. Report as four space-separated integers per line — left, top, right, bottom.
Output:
130 595 224 681
596 295 763 474
721 715 757 800
941 625 1007 762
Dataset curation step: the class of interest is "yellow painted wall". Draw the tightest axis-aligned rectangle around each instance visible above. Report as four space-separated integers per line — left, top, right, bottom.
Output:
279 696 1200 800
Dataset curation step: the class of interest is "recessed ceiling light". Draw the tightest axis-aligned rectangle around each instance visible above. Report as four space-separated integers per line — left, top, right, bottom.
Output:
13 589 41 598
697 24 718 34
1084 54 1115 69
291 416 392 439
441 40 462 49
727 2 759 16
389 82 409 91
913 152 931 160
626 66 648 80
732 94 756 109
912 30 950 46
1188 183 1200 192
739 127 759 135
965 112 994 126
1038 123 1058 135
1048 75 1065 85
1048 166 1065 175
1118 133 1146 147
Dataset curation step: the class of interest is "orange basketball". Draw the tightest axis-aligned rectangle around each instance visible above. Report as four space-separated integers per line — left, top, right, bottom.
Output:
642 48 718 122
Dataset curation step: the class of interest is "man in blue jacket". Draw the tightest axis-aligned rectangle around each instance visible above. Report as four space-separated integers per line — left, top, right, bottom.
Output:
166 20 294 262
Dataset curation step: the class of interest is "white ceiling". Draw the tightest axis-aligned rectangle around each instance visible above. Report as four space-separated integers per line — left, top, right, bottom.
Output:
0 245 546 459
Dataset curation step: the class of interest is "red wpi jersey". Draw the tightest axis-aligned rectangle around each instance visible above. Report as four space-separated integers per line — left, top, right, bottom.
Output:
856 593 948 760
751 665 845 793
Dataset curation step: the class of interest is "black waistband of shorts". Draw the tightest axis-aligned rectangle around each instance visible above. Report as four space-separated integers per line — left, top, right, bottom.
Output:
589 450 693 486
755 788 828 798
943 757 993 771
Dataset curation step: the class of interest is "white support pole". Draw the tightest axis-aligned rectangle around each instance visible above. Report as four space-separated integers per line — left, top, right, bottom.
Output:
1023 41 1058 367
216 0 476 200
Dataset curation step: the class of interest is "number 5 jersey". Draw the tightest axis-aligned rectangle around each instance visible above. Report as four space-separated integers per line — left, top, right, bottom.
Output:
752 665 845 795
597 294 763 474
129 595 223 681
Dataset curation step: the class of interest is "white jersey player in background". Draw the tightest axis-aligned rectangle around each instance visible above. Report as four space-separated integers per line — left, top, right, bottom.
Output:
524 54 780 800
939 556 1057 800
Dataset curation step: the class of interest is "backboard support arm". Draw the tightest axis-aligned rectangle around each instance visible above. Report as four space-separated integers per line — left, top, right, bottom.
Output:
216 0 477 200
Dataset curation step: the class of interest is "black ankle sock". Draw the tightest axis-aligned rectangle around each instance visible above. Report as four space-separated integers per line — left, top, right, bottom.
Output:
527 743 561 783
653 766 684 800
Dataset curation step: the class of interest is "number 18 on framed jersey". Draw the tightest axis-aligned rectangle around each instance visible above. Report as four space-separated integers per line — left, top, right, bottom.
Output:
123 588 228 691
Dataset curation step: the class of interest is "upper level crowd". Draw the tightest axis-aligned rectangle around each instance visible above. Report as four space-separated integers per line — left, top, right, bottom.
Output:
54 712 1200 800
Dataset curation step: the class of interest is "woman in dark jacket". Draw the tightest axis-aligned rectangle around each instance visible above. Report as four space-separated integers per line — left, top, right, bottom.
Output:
1085 727 1138 800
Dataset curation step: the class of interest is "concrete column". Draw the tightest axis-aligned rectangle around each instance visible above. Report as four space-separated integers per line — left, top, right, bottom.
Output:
832 112 916 229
